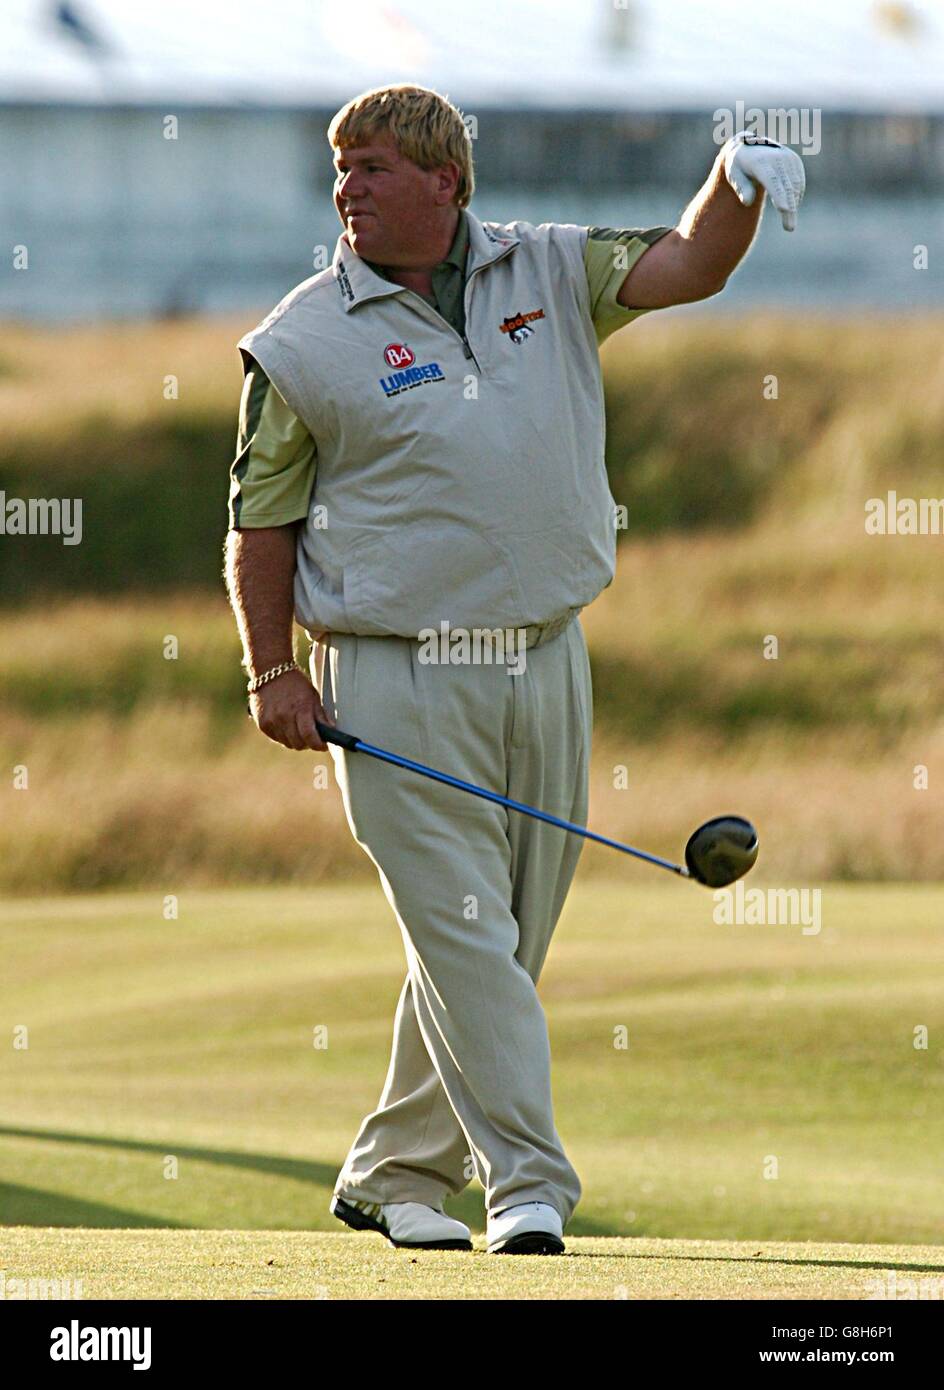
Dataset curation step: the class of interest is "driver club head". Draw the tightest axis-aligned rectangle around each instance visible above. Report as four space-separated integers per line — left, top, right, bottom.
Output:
685 816 759 888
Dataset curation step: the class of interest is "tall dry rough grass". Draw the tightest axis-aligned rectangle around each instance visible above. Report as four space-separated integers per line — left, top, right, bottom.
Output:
1 314 941 890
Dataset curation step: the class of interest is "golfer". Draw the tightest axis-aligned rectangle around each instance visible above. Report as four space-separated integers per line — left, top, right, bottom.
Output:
225 85 804 1254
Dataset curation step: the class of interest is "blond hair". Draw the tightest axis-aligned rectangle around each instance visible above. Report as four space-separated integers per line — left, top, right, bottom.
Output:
328 84 475 209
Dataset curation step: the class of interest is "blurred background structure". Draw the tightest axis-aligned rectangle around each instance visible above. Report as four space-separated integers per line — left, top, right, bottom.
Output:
1 0 943 317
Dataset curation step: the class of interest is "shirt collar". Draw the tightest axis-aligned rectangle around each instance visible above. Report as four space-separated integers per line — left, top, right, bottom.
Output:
440 207 470 273
332 209 519 313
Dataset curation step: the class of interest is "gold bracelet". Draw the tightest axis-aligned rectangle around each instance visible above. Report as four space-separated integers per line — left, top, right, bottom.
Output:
247 659 299 695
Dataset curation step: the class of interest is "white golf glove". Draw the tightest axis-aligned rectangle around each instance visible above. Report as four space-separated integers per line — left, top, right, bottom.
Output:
722 131 806 232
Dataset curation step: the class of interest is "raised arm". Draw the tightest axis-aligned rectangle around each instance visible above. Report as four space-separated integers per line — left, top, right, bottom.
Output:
618 132 806 309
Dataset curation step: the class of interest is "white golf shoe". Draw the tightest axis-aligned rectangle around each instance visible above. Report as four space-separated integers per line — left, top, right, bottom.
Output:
330 1195 472 1250
486 1201 565 1255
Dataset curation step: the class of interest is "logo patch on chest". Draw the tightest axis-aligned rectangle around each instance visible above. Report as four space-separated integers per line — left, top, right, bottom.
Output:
500 308 546 344
378 342 445 398
383 342 415 369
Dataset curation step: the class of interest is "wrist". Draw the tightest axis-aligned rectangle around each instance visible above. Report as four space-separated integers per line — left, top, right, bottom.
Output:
247 658 300 694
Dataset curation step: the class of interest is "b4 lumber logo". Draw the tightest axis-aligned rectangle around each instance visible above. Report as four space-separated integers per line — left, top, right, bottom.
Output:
379 343 446 398
500 308 545 344
379 361 445 398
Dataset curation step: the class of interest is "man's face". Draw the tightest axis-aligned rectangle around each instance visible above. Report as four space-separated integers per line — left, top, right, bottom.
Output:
332 132 457 265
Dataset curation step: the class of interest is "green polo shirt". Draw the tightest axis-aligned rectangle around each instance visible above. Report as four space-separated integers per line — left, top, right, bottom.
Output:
367 207 470 339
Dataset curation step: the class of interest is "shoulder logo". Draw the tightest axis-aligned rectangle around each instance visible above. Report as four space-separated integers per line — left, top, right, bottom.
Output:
383 343 415 369
483 225 515 248
500 308 546 345
336 259 355 303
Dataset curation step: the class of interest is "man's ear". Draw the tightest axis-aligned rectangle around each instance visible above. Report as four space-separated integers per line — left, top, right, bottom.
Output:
433 160 461 205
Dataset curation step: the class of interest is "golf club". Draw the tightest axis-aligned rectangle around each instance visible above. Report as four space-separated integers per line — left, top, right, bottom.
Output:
315 720 758 888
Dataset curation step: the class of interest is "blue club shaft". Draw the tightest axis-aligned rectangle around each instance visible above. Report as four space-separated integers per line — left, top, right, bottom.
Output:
317 721 689 878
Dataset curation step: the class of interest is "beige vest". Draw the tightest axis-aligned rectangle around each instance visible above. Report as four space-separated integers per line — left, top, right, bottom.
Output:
238 212 618 639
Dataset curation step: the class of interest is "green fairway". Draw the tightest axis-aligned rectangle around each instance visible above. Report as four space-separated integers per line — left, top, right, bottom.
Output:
1 881 942 1257
4 1228 943 1300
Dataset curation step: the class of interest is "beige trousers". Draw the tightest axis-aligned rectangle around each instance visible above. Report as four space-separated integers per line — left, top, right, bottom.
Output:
311 618 592 1223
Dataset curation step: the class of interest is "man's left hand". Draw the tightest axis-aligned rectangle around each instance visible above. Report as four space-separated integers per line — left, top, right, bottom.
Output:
722 131 806 232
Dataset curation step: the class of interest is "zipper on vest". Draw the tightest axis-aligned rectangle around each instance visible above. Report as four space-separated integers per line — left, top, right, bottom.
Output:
399 290 483 374
457 247 517 374
397 241 517 376
458 331 480 372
